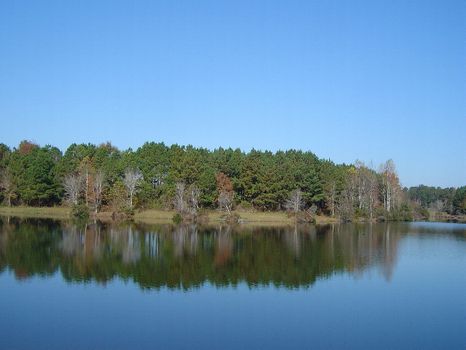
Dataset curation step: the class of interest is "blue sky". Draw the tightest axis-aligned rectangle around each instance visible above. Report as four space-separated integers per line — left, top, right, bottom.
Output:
0 0 464 187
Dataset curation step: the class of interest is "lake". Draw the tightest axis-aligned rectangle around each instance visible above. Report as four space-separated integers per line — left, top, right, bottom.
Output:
0 218 465 349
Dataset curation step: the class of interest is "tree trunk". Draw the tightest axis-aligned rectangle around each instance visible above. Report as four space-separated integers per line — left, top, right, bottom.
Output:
85 170 89 206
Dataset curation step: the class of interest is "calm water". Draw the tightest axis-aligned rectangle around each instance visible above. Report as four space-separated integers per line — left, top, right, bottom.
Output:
0 219 465 350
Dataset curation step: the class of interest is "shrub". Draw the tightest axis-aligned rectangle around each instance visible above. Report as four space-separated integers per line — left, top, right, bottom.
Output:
71 204 89 221
237 201 252 210
390 204 413 221
172 213 183 224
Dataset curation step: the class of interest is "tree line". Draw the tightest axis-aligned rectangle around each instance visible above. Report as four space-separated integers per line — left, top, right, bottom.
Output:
0 140 464 221
407 185 466 214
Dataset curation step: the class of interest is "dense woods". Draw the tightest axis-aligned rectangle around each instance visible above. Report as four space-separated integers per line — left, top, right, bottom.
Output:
0 140 465 222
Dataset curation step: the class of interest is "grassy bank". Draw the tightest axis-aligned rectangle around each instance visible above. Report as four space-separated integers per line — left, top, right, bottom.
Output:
134 209 338 225
0 206 339 225
2 206 464 225
427 211 466 223
0 206 71 220
133 209 300 225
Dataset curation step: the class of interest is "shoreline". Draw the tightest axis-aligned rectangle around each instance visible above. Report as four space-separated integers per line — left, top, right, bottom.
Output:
0 206 464 225
0 206 339 225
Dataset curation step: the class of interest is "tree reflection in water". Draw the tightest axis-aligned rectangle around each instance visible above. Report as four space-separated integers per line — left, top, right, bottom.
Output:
0 218 464 290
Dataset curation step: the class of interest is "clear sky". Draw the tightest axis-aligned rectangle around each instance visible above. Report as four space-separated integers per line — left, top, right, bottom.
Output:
0 0 464 187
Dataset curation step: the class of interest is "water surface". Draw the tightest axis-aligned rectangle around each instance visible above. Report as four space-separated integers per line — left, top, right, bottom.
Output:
0 218 465 349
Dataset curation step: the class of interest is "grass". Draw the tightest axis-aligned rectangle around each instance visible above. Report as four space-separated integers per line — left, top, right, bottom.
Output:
2 206 464 225
0 206 339 225
133 209 178 223
135 209 302 225
0 206 71 220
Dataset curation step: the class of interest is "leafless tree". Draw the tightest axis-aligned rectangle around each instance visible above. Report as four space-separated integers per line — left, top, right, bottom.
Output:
63 173 84 205
367 170 379 220
354 161 379 219
379 159 401 212
218 190 234 214
187 184 200 216
354 160 368 211
432 199 445 212
285 189 304 215
123 168 143 209
174 182 187 214
174 182 201 218
93 170 105 214
78 157 93 206
337 187 354 222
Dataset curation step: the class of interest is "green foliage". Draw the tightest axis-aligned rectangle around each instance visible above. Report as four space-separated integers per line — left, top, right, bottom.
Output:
0 143 11 166
407 185 456 212
452 186 466 214
71 204 90 220
7 144 61 206
123 206 135 219
389 204 413 222
0 140 463 223
172 213 183 224
108 180 128 213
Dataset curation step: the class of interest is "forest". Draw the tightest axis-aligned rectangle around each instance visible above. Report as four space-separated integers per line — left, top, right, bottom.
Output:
0 140 465 222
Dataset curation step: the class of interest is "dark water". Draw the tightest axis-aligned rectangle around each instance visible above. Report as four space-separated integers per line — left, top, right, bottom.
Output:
0 218 465 350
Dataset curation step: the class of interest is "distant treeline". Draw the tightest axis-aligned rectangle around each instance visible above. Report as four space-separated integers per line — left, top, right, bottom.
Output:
0 141 464 221
407 185 466 215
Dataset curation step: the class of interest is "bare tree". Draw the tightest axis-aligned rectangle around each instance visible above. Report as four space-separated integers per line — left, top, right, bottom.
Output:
355 160 369 211
187 184 200 216
354 160 380 220
123 168 143 209
285 189 304 215
93 170 105 214
337 187 354 222
367 170 379 220
379 160 401 212
174 182 187 214
174 182 201 219
432 199 445 212
63 173 84 205
78 156 93 206
218 191 234 214
338 161 380 221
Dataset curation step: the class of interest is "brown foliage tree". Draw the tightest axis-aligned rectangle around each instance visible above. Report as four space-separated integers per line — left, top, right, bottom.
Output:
18 140 38 155
216 172 234 213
